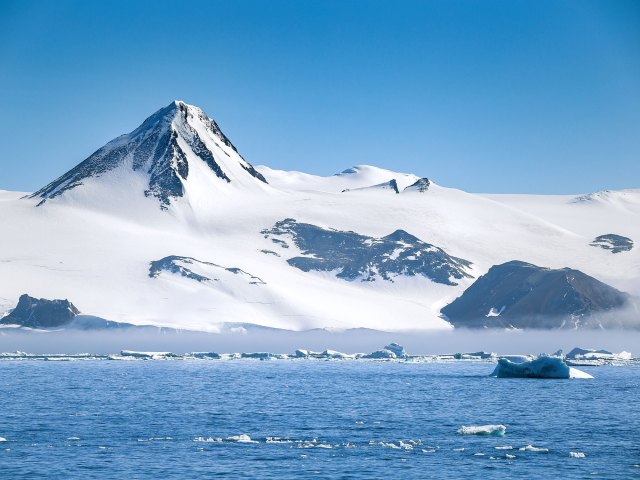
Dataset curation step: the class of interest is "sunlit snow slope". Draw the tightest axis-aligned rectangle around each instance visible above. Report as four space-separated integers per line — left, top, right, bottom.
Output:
0 101 638 331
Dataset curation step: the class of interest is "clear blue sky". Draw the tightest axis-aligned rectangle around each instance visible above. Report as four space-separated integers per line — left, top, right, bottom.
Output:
1 0 638 194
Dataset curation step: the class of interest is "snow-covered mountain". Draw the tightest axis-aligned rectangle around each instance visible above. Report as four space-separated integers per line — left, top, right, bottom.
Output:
0 101 639 332
31 100 271 217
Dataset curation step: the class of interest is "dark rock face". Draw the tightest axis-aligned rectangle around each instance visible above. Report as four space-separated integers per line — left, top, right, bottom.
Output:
404 178 431 192
441 260 633 329
31 101 267 209
261 219 473 285
0 294 80 328
149 255 266 285
342 179 399 194
590 234 633 254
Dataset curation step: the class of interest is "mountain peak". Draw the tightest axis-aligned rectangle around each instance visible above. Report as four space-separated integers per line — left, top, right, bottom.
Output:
31 101 268 210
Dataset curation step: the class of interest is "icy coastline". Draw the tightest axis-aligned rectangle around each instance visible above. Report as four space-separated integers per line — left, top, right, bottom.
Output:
0 345 635 370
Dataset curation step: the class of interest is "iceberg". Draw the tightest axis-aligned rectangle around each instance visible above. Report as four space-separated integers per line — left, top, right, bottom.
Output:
491 356 593 379
119 350 179 360
457 425 506 436
566 347 632 362
240 352 280 360
454 351 497 360
193 436 223 443
189 352 222 359
384 343 407 357
364 349 397 359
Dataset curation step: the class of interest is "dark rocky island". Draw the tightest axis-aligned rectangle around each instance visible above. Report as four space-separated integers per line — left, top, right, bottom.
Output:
0 294 80 328
441 260 635 329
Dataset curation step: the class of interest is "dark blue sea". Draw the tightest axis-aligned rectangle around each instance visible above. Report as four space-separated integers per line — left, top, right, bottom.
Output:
0 360 638 479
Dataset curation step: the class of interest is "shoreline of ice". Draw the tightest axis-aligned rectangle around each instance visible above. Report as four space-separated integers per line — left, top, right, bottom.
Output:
0 344 635 367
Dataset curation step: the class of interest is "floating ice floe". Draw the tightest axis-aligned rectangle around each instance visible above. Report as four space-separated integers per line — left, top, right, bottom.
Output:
457 425 506 436
453 351 497 360
519 445 549 453
377 440 420 450
265 437 294 444
138 437 174 442
0 437 6 442
193 436 223 443
569 451 586 458
227 434 258 443
491 356 593 379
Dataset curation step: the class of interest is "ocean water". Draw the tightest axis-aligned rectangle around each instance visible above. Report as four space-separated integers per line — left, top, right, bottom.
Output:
0 360 638 479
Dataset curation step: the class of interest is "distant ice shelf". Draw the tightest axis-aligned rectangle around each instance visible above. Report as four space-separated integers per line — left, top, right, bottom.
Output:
0 346 635 368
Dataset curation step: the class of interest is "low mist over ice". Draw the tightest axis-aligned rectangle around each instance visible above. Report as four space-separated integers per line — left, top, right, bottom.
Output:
1 327 637 356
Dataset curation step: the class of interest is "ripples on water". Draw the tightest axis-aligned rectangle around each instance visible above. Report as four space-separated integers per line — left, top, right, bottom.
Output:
0 361 637 479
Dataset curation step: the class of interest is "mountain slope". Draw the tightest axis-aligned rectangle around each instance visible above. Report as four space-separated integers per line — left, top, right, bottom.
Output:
0 101 638 331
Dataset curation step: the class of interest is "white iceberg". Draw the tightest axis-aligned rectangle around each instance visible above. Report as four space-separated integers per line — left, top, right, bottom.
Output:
491 356 593 379
569 451 586 458
457 425 506 436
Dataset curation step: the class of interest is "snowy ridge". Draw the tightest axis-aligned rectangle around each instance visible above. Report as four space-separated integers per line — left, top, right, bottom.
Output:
257 164 420 193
